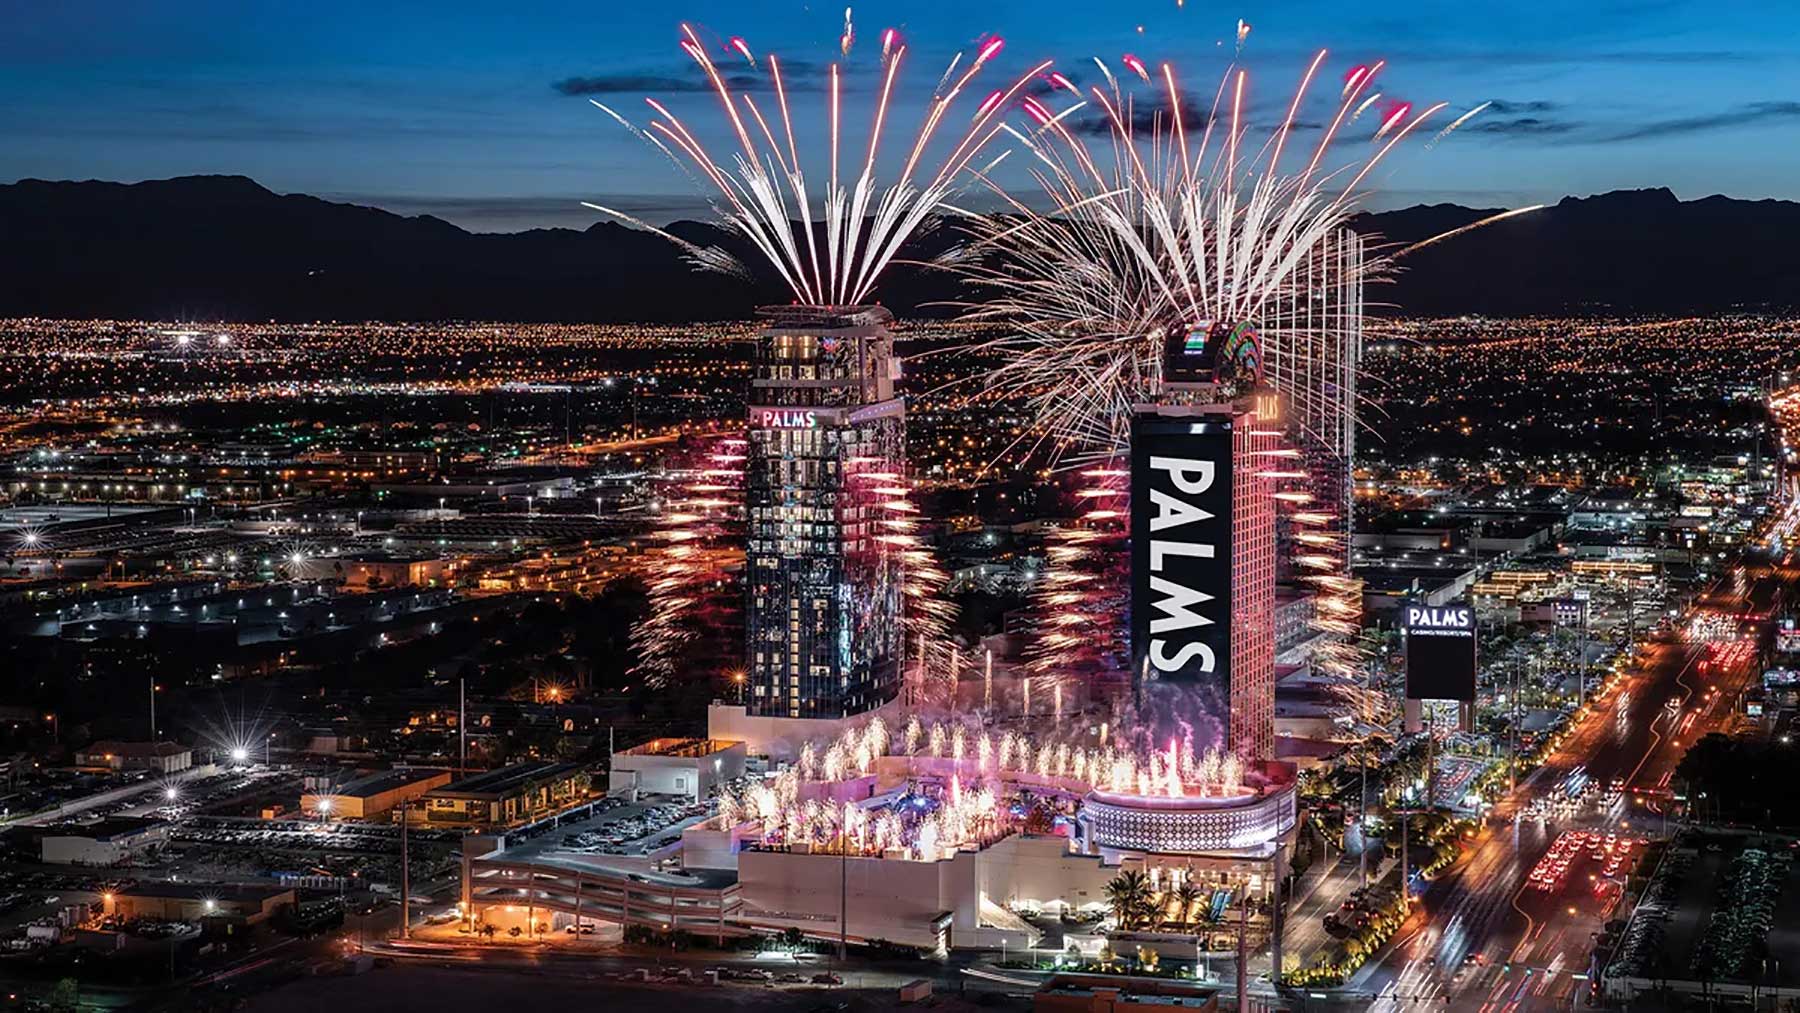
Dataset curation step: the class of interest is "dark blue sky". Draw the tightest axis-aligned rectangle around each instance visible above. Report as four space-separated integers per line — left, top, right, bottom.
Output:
5 1 1799 232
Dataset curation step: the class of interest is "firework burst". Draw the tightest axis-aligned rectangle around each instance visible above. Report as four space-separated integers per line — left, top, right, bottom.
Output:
586 23 1046 307
954 50 1441 457
943 51 1514 682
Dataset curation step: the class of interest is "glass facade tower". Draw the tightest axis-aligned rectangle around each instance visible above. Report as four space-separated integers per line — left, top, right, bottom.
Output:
744 306 905 719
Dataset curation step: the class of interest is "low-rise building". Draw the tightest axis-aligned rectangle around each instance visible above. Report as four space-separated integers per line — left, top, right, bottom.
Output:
423 760 590 828
105 883 294 926
337 552 451 589
608 738 745 801
39 817 169 865
299 767 452 819
75 741 193 774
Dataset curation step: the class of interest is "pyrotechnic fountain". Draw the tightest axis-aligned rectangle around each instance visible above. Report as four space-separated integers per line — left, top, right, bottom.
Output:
630 430 745 689
715 713 1278 861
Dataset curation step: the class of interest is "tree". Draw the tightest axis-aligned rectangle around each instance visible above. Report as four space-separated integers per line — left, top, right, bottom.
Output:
1172 881 1203 929
1106 870 1154 930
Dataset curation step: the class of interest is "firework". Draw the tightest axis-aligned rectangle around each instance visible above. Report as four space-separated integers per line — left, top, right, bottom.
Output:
629 430 746 688
715 715 1261 859
943 51 1539 682
1021 467 1131 702
1394 203 1547 257
1426 100 1491 148
950 52 1443 458
586 24 1043 308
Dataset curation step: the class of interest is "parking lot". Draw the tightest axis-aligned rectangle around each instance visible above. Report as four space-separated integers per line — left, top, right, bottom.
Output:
540 793 720 859
174 815 461 854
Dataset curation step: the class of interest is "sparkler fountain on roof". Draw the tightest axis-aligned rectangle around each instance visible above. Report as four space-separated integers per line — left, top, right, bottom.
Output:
716 713 1261 859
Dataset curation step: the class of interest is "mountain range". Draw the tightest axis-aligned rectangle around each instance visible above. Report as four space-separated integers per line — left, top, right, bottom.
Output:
2 175 1797 322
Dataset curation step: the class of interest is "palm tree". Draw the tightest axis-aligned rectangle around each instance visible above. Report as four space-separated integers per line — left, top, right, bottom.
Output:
1173 881 1204 929
1106 870 1154 930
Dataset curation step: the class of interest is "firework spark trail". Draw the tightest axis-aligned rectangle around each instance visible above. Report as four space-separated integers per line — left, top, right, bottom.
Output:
629 431 746 689
858 461 957 708
1021 466 1131 702
588 24 1042 308
1394 203 1547 257
1426 100 1490 148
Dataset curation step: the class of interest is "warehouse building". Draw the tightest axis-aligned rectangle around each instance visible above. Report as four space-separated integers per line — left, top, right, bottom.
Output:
299 767 452 819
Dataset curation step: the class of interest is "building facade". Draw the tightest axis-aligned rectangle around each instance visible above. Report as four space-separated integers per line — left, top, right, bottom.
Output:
422 760 590 828
1260 227 1364 543
607 737 746 801
1130 402 1278 764
744 306 905 720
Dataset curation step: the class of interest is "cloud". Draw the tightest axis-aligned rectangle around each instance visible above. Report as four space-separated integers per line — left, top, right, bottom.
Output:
554 74 751 96
1067 98 1210 137
1024 75 1079 99
1483 99 1559 115
1603 101 1800 141
553 60 828 96
1464 116 1579 136
326 191 717 232
1364 48 1774 68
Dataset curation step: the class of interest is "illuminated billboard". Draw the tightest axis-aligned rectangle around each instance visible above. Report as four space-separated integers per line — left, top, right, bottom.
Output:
1404 601 1477 702
1131 414 1233 713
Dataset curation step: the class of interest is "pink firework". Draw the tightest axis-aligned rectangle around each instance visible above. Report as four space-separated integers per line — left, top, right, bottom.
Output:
585 24 1046 307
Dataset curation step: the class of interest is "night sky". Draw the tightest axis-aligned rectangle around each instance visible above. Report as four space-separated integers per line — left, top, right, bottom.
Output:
5 0 1799 232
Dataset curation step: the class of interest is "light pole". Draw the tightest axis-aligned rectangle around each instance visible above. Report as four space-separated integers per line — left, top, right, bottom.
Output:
400 802 411 940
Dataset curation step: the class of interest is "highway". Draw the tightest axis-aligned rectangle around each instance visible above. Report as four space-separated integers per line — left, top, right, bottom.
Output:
1350 560 1789 1011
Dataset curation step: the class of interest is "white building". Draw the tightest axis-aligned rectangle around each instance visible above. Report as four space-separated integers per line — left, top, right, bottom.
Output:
39 817 169 865
608 738 746 801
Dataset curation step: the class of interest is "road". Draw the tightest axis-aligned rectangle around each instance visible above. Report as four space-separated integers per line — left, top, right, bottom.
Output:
1351 560 1790 1011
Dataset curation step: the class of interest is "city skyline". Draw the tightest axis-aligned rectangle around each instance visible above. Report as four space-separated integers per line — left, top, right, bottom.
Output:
4 1 1800 230
5 6 1800 1011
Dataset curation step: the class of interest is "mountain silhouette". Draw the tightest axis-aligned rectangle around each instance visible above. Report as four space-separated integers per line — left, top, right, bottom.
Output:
1 175 1795 321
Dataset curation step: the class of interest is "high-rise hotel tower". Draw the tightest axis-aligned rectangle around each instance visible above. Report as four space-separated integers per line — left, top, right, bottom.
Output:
1131 322 1279 764
743 306 905 720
